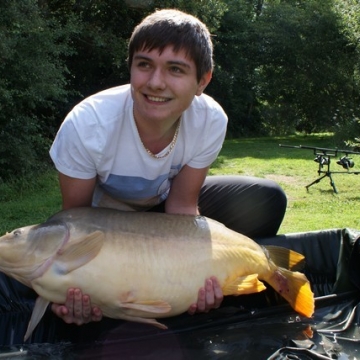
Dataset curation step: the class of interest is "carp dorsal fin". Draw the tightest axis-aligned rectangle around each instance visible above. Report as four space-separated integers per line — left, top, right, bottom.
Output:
24 296 50 341
263 245 305 271
54 231 104 274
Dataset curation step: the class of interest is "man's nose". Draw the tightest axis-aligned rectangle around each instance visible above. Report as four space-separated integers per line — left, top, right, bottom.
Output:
147 68 166 90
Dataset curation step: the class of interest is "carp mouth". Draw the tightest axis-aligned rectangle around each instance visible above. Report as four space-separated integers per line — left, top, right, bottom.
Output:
0 221 71 286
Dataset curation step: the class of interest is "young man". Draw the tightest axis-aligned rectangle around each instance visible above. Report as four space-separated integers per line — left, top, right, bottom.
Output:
50 9 287 325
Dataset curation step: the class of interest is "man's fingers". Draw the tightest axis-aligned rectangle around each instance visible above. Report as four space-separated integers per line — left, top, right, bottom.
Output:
187 276 224 316
187 303 197 315
73 289 83 318
81 294 92 322
65 288 75 316
91 306 103 322
51 303 68 317
51 288 103 325
196 287 206 312
211 276 223 308
205 278 215 309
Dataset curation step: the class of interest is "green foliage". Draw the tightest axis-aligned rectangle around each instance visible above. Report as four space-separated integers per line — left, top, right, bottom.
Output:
207 0 262 137
333 0 360 143
152 0 227 32
44 0 137 97
0 0 75 180
208 0 360 136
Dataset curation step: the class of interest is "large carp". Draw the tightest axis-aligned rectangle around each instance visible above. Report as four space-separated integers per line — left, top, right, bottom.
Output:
0 207 314 341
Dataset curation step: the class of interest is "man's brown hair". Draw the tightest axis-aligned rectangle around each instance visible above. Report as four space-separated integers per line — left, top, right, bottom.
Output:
128 9 213 82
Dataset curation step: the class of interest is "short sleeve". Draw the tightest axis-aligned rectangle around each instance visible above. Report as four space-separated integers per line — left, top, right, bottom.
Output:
186 100 228 169
49 112 98 179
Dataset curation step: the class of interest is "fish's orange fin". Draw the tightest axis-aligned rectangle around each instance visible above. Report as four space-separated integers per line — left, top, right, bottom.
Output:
222 274 267 296
266 268 315 318
54 231 104 274
24 296 50 341
120 300 172 314
264 245 305 271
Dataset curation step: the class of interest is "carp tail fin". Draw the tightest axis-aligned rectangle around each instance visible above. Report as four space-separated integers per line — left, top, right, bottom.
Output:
266 267 314 318
24 296 50 341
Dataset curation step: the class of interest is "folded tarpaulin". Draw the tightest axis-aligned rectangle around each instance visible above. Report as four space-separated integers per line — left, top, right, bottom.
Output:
0 228 359 359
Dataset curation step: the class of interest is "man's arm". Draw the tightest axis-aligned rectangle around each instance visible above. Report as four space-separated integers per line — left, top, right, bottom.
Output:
58 172 97 210
165 165 208 215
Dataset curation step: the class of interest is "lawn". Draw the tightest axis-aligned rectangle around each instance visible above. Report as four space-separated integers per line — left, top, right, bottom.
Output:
1 133 360 235
209 133 360 234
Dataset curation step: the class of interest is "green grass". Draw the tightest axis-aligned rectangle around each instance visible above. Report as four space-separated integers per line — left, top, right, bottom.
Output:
210 133 360 234
1 133 360 235
0 171 62 234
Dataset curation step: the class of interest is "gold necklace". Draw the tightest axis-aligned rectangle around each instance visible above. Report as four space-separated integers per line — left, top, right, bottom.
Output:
133 110 181 159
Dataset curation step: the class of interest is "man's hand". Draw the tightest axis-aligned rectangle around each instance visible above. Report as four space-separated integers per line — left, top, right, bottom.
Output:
188 276 223 315
51 288 103 325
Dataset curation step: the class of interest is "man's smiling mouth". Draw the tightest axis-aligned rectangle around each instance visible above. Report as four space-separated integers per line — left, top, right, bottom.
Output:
146 95 170 102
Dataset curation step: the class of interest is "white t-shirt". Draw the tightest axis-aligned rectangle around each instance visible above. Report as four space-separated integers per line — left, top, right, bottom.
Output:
50 85 227 211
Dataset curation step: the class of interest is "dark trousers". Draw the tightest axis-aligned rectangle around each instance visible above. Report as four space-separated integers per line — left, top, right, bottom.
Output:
199 175 287 238
150 175 287 239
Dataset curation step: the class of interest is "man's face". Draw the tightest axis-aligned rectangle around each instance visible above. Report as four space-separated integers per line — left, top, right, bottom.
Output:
130 46 211 124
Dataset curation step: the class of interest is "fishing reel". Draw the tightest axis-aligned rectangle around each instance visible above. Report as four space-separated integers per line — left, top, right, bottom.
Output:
336 156 354 170
314 155 329 167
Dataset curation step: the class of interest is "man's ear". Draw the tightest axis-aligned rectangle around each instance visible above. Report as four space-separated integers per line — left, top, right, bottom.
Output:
196 71 212 96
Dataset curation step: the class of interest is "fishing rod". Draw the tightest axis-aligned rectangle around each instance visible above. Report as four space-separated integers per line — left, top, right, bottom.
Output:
279 144 360 193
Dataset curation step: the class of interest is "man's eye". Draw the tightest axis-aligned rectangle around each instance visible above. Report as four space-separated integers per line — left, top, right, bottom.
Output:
137 61 150 68
170 66 183 74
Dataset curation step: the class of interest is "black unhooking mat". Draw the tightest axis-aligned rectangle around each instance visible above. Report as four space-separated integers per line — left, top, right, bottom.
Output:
0 228 359 359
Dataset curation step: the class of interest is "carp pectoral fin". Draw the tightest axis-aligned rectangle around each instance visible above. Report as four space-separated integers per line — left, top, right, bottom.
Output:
120 300 172 314
264 245 305 271
222 274 267 296
24 296 50 341
55 231 104 274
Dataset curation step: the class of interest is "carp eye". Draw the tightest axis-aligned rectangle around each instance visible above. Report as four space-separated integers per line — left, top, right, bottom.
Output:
13 229 22 237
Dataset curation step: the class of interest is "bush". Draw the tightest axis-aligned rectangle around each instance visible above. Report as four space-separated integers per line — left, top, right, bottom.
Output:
0 0 75 180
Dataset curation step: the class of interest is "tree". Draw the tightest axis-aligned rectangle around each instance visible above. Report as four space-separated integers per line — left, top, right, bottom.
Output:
206 0 264 137
207 0 360 136
332 0 360 145
253 0 359 134
0 0 75 180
